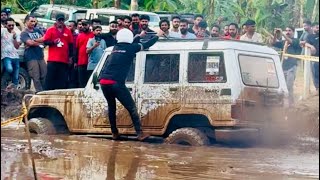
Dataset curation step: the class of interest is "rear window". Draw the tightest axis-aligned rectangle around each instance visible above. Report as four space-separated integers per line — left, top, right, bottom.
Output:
239 55 279 88
188 53 226 83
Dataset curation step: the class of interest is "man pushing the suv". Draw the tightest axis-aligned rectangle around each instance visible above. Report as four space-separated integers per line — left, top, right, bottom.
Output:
99 29 159 141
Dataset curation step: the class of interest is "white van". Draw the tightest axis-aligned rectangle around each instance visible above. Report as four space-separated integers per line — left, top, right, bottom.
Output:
85 8 160 33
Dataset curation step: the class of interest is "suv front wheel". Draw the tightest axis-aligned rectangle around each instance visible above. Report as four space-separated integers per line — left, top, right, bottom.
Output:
165 128 209 146
28 118 56 135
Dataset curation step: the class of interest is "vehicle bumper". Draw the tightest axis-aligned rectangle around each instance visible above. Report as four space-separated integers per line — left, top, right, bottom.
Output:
214 128 259 143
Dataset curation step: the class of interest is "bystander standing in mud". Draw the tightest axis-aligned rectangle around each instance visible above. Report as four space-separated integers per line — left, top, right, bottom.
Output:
20 15 47 92
43 13 73 90
86 26 106 76
76 20 94 88
272 26 302 105
305 22 319 95
1 17 21 89
67 20 79 88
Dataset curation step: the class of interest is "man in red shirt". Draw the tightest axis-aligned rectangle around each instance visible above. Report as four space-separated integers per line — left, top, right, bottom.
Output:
76 20 94 88
43 13 73 90
225 23 240 40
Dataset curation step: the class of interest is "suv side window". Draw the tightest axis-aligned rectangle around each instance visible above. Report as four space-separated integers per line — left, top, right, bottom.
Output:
50 10 69 21
188 53 226 83
144 54 180 83
97 14 111 26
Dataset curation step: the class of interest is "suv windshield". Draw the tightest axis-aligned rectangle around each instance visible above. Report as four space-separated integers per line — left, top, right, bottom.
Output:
239 55 279 88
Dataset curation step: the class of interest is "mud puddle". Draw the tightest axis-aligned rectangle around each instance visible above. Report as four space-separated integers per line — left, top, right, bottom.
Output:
1 125 319 180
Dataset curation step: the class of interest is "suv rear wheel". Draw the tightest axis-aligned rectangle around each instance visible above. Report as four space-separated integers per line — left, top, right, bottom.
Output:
165 128 209 146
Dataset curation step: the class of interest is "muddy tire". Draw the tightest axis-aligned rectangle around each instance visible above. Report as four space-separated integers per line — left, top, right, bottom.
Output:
165 128 209 146
28 118 56 135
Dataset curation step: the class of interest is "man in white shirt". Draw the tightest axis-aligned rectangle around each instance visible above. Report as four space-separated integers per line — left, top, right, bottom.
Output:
158 19 180 39
179 19 196 39
1 17 21 89
240 20 263 43
170 16 181 33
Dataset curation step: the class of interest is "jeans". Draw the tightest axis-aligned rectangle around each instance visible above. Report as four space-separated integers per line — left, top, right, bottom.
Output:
27 60 47 92
283 66 297 105
101 83 142 135
3 57 20 86
311 62 319 89
45 62 68 90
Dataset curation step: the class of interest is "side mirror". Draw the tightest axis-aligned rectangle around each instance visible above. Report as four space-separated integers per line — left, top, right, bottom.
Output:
92 72 99 90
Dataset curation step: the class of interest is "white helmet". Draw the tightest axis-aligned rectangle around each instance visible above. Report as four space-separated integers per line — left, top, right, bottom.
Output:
116 28 134 44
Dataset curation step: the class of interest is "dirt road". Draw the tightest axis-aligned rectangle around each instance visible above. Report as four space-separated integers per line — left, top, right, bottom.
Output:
1 124 319 180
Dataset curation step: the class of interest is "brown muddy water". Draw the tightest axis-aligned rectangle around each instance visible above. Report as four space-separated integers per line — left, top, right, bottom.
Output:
1 124 319 180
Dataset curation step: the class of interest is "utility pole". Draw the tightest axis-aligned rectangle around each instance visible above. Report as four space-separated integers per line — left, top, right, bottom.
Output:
114 0 121 8
130 0 138 11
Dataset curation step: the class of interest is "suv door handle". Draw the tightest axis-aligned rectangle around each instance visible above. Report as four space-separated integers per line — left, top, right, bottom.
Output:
169 87 178 91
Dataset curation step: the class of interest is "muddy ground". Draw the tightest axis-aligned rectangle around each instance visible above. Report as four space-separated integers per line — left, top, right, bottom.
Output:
1 68 319 179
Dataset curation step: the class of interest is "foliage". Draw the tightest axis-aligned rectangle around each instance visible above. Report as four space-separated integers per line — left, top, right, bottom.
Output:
4 0 318 31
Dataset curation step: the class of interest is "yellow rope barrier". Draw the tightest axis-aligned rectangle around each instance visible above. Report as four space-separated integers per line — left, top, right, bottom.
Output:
282 53 319 62
1 100 27 127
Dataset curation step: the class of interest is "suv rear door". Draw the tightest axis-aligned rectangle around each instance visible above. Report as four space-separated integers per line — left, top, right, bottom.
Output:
236 51 287 127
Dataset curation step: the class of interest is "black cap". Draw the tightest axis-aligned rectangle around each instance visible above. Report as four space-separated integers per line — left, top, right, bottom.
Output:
56 13 65 21
245 19 256 26
1 9 9 15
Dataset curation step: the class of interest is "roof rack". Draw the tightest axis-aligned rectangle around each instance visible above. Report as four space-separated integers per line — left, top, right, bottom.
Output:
157 37 265 46
45 4 86 11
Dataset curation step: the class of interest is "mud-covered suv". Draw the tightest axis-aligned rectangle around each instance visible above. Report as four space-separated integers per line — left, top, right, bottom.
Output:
25 39 289 146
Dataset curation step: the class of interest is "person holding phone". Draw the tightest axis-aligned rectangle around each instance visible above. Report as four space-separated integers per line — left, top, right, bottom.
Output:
86 26 106 76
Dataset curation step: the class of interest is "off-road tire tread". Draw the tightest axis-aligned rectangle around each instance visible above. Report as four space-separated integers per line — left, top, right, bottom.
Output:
28 118 56 135
165 128 209 146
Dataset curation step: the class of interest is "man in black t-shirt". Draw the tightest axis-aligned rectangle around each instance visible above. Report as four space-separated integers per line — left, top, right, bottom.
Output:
306 22 319 94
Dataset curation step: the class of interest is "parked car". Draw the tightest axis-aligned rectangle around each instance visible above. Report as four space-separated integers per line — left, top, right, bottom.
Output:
1 14 31 90
24 39 289 146
29 4 87 30
85 8 161 33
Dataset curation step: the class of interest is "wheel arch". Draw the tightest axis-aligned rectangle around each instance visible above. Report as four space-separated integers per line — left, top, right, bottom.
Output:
163 113 214 138
27 106 69 132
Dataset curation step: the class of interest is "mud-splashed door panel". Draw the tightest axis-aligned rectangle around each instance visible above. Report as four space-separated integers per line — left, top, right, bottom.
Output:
183 52 228 120
138 53 182 128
